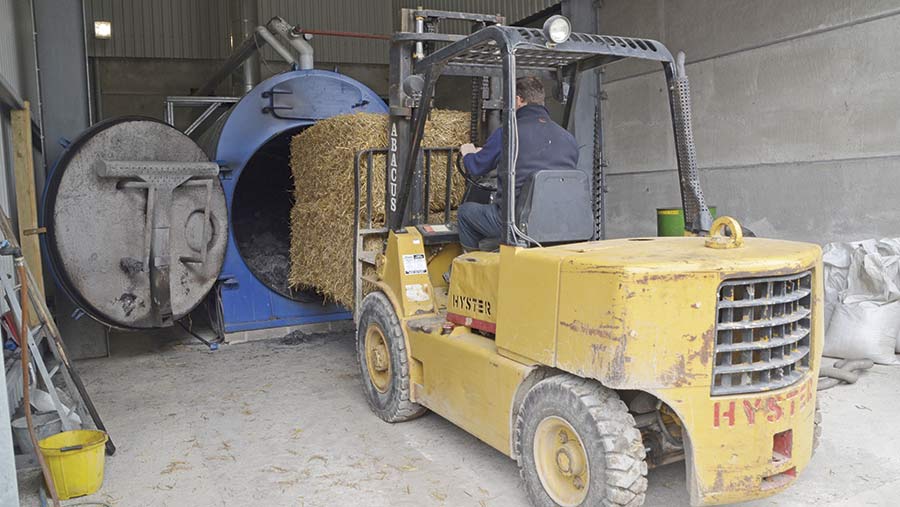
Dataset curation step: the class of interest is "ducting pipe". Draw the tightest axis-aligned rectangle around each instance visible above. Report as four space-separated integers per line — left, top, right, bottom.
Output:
229 0 261 94
255 26 297 65
267 17 314 70
194 23 302 97
194 34 263 97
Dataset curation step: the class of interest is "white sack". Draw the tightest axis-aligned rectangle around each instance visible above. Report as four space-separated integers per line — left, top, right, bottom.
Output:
824 300 900 365
844 241 900 302
822 242 853 327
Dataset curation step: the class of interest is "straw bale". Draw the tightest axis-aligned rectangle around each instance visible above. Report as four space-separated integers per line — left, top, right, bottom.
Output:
289 110 469 307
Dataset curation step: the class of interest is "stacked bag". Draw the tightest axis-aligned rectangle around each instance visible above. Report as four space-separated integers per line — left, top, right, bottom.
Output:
824 238 900 364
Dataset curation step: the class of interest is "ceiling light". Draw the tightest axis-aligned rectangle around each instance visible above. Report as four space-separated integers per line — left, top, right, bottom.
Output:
94 21 112 40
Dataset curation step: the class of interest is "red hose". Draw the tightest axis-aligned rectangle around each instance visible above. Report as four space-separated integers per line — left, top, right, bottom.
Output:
18 258 60 506
294 28 391 41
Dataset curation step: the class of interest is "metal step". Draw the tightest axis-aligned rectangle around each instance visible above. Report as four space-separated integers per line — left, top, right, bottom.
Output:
359 251 379 265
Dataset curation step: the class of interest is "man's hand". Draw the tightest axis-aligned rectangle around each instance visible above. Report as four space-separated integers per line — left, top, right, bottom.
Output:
459 143 481 156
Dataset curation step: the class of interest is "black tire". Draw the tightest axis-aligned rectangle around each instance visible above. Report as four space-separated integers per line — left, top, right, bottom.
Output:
356 291 426 422
515 375 648 507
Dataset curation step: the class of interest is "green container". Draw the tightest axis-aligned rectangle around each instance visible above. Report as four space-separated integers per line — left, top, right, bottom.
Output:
656 206 717 236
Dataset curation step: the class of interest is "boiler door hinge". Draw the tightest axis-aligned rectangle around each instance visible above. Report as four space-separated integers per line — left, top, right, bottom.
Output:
219 275 239 288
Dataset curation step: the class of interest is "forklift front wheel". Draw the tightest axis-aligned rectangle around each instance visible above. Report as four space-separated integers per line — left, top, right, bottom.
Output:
356 291 427 423
515 375 648 507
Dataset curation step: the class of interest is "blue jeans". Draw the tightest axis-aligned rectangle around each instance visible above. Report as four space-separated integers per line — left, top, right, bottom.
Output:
458 202 502 249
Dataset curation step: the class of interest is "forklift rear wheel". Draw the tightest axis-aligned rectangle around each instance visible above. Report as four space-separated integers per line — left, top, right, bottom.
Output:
515 375 648 507
356 291 427 422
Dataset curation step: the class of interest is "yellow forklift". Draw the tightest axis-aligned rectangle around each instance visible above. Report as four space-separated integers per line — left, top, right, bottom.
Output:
354 10 822 506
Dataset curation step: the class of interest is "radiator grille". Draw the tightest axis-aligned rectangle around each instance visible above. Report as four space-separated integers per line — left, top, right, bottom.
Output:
712 272 812 396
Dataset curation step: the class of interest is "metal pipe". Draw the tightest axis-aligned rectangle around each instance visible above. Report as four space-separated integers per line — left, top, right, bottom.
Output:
30 0 48 174
229 0 260 94
267 17 314 70
194 34 261 97
414 13 425 60
91 58 103 121
255 26 296 65
165 100 174 125
81 0 94 125
194 20 303 97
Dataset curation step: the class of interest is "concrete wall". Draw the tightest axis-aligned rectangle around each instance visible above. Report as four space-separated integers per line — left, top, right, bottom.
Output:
598 1 900 243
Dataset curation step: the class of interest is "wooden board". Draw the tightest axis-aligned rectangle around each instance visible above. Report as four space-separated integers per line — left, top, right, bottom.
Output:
10 101 44 295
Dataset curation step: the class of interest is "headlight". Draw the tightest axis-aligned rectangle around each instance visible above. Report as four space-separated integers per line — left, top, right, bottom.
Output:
542 15 571 44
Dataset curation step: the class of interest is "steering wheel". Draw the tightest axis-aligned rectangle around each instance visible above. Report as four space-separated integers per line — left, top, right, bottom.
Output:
455 152 497 193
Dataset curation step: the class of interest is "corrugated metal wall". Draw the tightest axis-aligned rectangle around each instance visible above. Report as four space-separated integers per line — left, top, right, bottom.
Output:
84 0 231 60
0 0 24 289
0 0 22 93
84 0 557 63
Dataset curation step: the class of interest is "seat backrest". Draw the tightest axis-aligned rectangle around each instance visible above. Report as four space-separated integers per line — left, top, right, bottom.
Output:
515 169 593 244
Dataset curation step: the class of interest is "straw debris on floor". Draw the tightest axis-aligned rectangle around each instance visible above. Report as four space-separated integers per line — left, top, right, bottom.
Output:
289 110 469 307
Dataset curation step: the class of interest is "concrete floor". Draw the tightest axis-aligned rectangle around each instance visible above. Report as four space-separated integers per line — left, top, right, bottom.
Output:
17 328 900 507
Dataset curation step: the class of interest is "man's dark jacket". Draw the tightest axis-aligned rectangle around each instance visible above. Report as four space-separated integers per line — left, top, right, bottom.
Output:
463 104 578 205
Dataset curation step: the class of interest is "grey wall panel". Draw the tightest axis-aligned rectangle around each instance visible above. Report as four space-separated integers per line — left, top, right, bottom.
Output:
84 0 394 63
0 0 26 307
0 0 22 96
83 1 556 63
85 0 230 59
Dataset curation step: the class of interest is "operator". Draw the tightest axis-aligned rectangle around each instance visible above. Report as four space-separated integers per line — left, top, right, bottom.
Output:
457 76 578 250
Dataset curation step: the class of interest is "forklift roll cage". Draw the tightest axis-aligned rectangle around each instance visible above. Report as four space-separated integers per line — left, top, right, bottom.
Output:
388 20 714 245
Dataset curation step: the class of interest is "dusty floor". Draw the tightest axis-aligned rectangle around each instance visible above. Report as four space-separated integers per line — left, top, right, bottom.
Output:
17 328 900 507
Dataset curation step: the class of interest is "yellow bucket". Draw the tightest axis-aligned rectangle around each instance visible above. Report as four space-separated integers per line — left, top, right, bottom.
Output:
38 429 109 500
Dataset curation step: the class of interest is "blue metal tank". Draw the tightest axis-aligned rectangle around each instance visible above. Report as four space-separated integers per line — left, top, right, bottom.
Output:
42 69 387 334
199 69 387 334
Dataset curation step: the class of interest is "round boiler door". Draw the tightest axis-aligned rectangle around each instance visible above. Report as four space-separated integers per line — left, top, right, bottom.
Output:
44 118 228 329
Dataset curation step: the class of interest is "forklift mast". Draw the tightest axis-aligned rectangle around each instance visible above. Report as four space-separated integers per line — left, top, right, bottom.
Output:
387 9 714 244
387 9 506 229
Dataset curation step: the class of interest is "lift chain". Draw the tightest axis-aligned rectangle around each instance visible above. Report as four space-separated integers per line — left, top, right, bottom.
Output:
470 77 485 144
591 75 605 240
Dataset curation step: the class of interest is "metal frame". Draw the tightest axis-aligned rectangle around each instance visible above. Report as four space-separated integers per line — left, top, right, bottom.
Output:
387 19 714 246
164 96 240 135
352 145 457 320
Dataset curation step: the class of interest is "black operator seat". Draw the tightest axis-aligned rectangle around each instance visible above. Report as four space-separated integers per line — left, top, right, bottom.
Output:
516 169 593 244
478 169 594 251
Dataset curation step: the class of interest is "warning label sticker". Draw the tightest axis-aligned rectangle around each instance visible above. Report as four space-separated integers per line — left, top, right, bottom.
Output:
402 253 427 275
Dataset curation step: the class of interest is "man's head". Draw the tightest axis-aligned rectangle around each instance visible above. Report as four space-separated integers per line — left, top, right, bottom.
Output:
515 77 545 109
